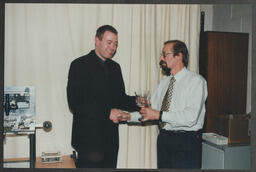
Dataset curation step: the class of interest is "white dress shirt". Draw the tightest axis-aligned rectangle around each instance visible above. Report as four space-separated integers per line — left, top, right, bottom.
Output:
130 67 208 131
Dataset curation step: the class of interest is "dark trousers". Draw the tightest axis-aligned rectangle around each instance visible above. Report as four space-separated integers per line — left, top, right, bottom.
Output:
157 129 202 169
75 146 118 168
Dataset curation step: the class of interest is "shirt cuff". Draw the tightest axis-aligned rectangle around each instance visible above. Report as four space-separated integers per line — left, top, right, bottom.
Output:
128 112 141 123
161 111 167 122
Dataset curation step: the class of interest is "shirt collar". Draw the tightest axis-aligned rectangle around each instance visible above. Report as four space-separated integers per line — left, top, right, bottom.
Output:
92 50 106 66
170 67 187 82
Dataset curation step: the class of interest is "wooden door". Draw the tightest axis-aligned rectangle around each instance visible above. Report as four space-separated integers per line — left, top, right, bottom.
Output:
199 31 248 132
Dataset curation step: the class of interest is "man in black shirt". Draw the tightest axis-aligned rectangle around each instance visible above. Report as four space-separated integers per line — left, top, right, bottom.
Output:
67 25 139 168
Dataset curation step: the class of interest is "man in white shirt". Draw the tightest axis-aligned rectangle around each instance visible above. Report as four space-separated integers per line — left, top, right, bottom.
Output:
111 40 207 169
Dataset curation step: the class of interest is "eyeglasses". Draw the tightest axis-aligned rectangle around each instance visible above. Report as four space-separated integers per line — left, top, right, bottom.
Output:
160 52 174 58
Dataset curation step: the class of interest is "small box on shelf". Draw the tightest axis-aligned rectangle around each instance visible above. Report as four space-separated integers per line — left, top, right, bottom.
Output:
212 114 250 145
41 151 62 163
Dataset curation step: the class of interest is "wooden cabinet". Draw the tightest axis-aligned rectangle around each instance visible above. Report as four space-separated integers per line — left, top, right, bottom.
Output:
199 31 249 132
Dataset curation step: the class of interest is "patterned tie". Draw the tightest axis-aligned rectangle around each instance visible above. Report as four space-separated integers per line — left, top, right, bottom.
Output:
159 77 176 128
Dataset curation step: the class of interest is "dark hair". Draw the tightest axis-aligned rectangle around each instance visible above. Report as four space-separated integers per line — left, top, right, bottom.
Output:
95 25 118 40
164 40 189 67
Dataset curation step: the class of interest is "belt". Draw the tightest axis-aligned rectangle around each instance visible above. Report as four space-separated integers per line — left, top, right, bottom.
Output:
160 129 201 134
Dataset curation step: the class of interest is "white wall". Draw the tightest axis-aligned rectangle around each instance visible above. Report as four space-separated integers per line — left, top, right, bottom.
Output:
200 5 213 31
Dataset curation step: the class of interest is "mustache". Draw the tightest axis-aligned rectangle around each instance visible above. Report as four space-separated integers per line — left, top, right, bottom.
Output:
159 60 171 76
159 60 167 67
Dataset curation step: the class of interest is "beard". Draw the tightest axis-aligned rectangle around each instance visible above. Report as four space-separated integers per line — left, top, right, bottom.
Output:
159 60 171 76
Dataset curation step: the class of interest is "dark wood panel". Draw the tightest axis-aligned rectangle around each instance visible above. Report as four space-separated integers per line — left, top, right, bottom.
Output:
199 31 248 132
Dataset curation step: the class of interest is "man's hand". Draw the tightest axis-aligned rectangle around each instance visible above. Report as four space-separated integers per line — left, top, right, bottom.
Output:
119 111 131 121
109 109 131 123
110 109 122 123
140 107 160 122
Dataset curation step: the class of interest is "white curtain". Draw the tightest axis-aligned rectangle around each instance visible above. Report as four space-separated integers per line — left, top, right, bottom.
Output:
4 3 200 168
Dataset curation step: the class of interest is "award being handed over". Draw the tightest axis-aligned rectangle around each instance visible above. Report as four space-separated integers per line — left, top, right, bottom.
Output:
136 91 150 107
136 91 150 121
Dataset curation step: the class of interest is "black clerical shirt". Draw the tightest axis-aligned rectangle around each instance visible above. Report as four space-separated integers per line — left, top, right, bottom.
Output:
67 50 138 167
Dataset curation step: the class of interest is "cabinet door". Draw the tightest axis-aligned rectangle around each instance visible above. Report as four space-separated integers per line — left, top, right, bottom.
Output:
202 142 224 169
199 31 248 132
202 142 250 170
